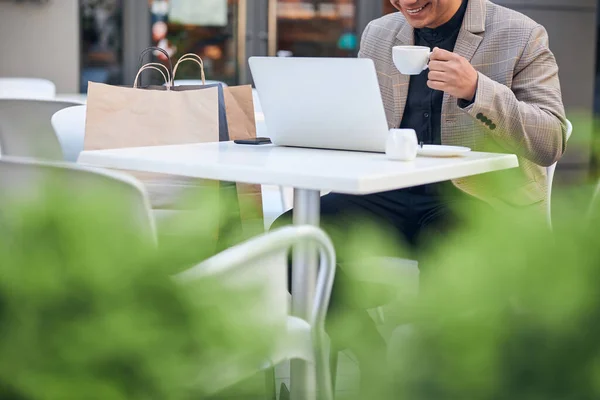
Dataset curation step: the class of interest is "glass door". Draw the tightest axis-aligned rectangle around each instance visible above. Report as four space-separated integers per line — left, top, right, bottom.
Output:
80 0 124 93
149 0 247 85
267 0 359 58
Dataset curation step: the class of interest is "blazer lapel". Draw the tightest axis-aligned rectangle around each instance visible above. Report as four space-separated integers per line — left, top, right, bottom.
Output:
392 23 414 128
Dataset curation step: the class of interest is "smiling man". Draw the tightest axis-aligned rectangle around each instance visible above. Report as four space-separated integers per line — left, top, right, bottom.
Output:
361 0 567 210
275 0 567 394
348 0 566 388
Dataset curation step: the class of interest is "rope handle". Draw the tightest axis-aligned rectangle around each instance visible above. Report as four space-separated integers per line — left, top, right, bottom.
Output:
133 63 171 89
136 47 173 88
137 46 173 74
172 53 206 86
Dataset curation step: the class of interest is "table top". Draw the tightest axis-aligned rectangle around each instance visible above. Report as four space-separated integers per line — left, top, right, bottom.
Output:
78 141 519 194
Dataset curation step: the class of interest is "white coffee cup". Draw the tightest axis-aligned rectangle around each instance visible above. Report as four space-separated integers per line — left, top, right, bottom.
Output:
386 129 418 161
392 46 431 75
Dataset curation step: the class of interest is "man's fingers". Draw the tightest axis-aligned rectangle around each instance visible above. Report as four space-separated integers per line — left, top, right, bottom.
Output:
429 47 455 61
427 80 447 91
427 71 448 82
428 60 449 72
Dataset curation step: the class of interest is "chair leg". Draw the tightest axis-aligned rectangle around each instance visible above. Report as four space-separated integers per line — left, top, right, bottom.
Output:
264 367 277 400
329 349 339 393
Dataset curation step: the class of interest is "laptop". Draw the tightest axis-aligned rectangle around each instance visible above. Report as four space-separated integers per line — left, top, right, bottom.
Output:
248 57 390 153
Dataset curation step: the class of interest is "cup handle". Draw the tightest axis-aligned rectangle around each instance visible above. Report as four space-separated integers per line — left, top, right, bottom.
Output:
423 52 431 71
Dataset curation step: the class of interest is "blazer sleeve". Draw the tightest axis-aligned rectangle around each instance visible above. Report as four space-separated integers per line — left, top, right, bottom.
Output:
459 24 567 167
357 22 373 59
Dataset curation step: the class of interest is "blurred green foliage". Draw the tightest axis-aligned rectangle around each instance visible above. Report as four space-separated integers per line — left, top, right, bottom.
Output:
3 150 600 400
0 181 274 400
334 178 600 399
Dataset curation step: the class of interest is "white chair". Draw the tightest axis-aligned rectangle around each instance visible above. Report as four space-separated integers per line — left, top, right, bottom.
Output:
0 156 156 240
51 105 87 162
0 156 336 400
0 78 56 100
175 224 336 399
547 119 573 227
0 99 81 160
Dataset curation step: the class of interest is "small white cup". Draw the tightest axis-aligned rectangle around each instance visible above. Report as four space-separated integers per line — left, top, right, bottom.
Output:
392 46 431 75
386 129 418 161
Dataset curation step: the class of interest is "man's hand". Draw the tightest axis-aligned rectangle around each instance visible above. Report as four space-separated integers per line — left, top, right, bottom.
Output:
427 47 478 102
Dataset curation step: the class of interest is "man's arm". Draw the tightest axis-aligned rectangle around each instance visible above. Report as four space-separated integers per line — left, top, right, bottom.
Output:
459 25 567 167
357 22 372 59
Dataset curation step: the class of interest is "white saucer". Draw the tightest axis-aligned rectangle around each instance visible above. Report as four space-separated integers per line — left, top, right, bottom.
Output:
417 145 471 157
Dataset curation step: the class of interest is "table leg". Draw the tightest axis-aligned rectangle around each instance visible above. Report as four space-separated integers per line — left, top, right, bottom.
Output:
291 188 321 400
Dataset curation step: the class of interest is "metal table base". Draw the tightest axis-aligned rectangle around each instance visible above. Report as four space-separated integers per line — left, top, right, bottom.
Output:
290 188 321 400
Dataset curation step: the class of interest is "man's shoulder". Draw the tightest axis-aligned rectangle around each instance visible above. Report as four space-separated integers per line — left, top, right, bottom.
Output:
485 1 542 34
362 12 407 43
362 4 543 41
366 11 407 29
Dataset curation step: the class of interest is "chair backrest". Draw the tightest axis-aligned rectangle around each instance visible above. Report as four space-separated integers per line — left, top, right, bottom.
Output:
0 157 156 241
0 99 80 160
174 229 289 393
546 119 573 226
51 105 87 162
177 243 289 330
0 78 56 100
175 224 336 398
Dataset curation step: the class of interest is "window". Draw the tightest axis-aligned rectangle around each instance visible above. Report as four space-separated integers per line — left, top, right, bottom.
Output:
80 0 124 92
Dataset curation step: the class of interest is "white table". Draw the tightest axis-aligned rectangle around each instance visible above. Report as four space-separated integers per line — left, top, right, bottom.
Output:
79 141 518 399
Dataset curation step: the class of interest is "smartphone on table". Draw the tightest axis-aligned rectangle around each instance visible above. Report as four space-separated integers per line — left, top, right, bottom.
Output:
234 137 272 145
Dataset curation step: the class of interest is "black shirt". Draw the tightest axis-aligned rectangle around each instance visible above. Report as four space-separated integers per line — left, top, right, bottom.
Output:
399 0 469 145
400 0 469 196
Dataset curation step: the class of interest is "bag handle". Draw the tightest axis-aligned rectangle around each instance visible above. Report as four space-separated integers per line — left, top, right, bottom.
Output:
136 46 173 87
133 63 171 89
138 46 173 74
172 53 206 86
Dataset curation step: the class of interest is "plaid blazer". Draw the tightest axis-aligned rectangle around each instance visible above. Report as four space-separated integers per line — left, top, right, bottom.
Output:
359 0 567 210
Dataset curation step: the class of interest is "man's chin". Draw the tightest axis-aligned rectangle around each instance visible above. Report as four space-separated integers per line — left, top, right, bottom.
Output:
410 22 428 29
406 19 429 29
402 13 432 29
